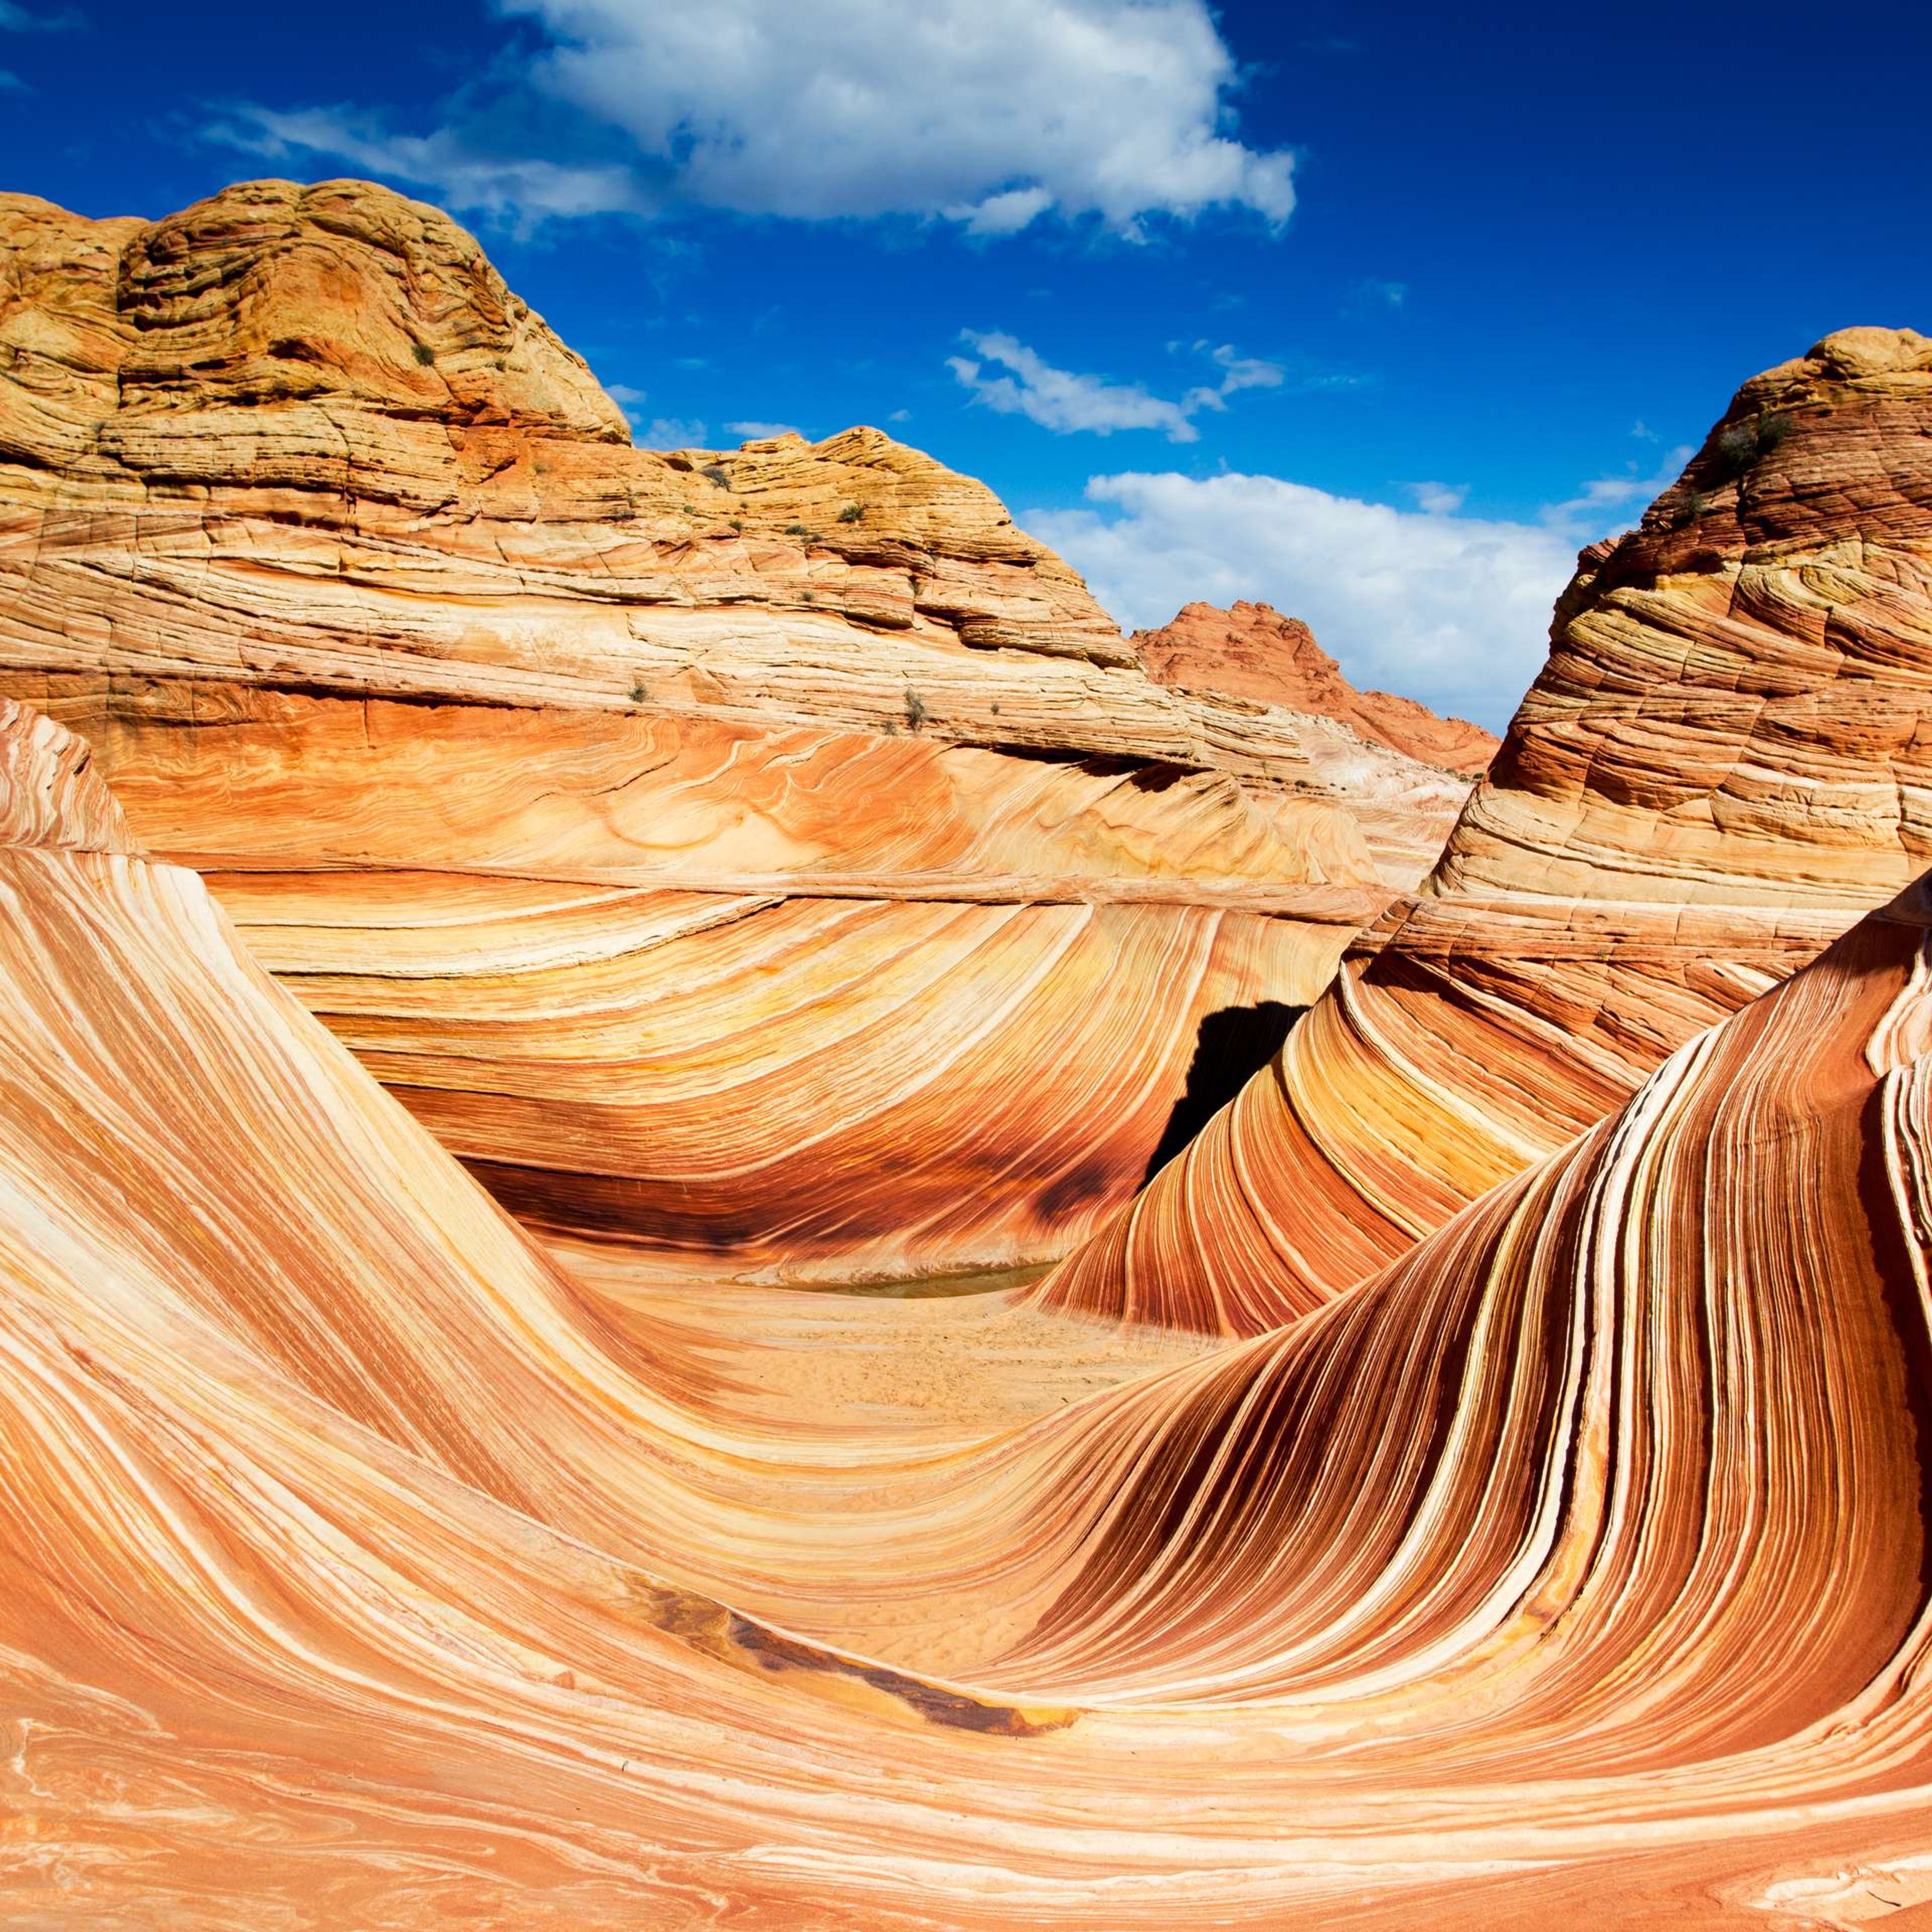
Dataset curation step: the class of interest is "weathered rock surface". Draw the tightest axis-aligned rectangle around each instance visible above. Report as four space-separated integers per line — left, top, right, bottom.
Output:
1132 600 1491 884
1138 598 1500 773
1039 325 1932 1332
9 694 1932 1927
0 178 1418 1280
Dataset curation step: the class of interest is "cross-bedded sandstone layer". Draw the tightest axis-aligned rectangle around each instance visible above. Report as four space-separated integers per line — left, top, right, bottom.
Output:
0 177 1496 1280
1038 324 1932 1332
7 686 1932 1927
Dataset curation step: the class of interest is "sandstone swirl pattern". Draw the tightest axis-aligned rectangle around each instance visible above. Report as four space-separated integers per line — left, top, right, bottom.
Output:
8 695 1932 1925
1040 324 1932 1333
0 179 1484 1281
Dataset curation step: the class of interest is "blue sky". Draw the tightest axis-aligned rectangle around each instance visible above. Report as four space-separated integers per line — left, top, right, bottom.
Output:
3 0 1926 728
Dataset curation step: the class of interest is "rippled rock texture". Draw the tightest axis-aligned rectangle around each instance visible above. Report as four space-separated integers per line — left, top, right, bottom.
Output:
0 178 1428 1281
1040 325 1932 1332
9 691 1932 1926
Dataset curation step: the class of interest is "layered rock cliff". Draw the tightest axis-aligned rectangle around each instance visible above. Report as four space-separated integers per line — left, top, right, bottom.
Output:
1039 324 1932 1332
0 177 1427 1280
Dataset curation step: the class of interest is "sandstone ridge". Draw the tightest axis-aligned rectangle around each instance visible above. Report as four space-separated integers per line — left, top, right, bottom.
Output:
1038 323 1932 1332
0 178 1467 1279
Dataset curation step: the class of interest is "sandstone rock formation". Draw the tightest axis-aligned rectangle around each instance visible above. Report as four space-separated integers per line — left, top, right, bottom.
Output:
0 178 1424 1282
1040 324 1932 1333
9 692 1932 1926
1137 598 1499 773
1133 600 1491 886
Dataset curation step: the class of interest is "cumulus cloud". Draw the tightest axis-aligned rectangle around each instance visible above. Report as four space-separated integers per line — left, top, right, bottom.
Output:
1027 471 1584 729
511 0 1293 231
640 417 708 448
948 333 1283 442
1409 481 1468 515
726 420 805 441
210 0 1292 236
207 106 642 225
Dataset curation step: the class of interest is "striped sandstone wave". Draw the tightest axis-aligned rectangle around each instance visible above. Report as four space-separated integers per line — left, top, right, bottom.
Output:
8 684 1932 1924
1037 323 1932 1332
0 178 1453 1280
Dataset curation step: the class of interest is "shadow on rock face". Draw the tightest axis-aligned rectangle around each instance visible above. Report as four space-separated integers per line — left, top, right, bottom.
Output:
1141 999 1307 1187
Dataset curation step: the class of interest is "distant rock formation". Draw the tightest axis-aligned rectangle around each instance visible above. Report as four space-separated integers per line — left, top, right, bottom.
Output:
0 178 1423 1281
1039 324 1932 1332
1137 599 1499 774
1134 598 1495 884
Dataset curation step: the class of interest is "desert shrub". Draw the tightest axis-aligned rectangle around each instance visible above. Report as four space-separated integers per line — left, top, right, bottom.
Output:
702 464 732 489
629 678 649 705
903 687 928 732
784 522 810 536
729 517 744 531
411 342 435 367
1710 410 1794 484
838 502 866 523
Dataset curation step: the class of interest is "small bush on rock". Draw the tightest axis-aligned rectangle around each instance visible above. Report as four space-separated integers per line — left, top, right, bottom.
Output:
1710 410 1793 484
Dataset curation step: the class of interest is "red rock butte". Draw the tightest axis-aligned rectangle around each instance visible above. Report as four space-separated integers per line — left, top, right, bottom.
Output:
1137 597 1500 775
4 176 1932 1928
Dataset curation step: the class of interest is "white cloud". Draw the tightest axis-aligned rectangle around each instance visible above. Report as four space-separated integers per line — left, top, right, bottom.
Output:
726 420 804 441
221 0 1293 236
1179 341 1285 416
948 332 1283 442
948 186 1056 237
207 106 642 225
1542 447 1692 524
641 417 708 448
1028 471 1584 729
1409 481 1467 515
0 66 22 88
888 408 912 424
513 0 1293 232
